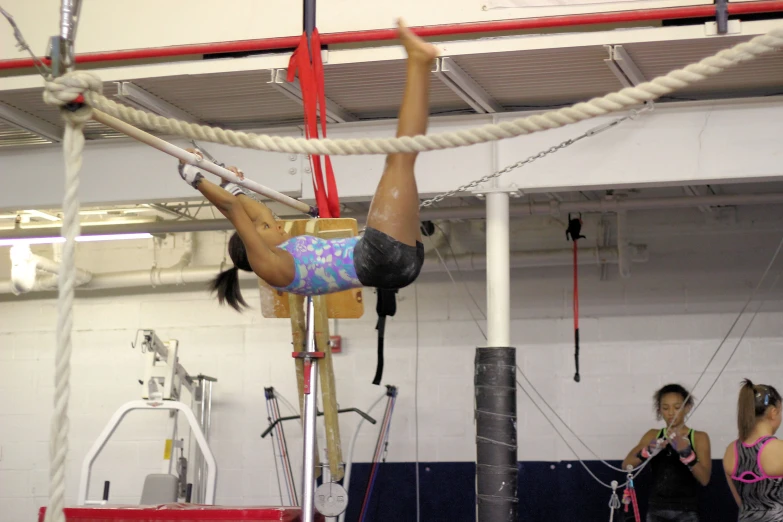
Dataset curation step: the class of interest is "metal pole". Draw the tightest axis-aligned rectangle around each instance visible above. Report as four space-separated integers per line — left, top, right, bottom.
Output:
302 296 319 522
475 190 518 521
203 379 213 504
304 0 316 54
197 379 207 503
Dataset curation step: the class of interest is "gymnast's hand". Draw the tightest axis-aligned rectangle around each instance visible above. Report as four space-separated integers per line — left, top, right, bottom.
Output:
669 431 691 453
220 166 245 196
180 147 203 164
177 148 205 188
228 166 245 180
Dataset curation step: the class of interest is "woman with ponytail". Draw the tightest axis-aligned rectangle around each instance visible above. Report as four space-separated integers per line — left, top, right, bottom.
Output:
177 21 437 311
723 379 783 521
622 383 712 521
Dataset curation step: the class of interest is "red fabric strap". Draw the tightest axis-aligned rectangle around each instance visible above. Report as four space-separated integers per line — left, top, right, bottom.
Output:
287 31 340 218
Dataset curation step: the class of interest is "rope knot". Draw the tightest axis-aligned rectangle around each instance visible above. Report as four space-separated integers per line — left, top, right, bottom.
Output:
43 71 103 124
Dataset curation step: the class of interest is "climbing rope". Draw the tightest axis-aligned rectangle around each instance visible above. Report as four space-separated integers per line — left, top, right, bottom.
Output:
43 26 783 157
40 89 93 522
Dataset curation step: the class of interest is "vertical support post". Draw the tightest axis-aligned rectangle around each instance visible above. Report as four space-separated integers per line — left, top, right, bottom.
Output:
486 192 510 347
476 190 518 522
195 379 206 504
314 294 344 481
302 296 320 522
289 293 322 478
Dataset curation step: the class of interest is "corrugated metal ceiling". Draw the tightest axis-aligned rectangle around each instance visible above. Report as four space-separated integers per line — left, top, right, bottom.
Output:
0 119 50 147
0 35 779 147
624 35 783 99
452 45 622 108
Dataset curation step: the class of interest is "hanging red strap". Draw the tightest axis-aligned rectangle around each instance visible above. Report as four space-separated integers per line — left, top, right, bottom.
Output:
310 30 340 218
287 31 340 218
565 213 584 383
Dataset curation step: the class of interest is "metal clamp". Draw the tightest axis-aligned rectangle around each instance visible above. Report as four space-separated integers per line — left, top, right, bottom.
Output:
293 351 325 394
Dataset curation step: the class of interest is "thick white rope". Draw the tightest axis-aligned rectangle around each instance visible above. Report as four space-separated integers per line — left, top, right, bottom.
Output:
43 27 783 156
41 78 96 522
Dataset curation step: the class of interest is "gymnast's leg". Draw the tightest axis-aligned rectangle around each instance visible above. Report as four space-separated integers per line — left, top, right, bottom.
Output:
353 21 438 289
364 20 438 247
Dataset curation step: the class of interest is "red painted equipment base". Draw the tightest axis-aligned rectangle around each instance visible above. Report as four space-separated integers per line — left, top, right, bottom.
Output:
37 505 325 522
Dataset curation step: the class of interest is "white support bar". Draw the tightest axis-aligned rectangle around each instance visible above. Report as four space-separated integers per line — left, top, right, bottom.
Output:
78 400 217 506
269 69 358 124
91 109 316 216
436 57 502 114
0 102 62 142
116 82 199 122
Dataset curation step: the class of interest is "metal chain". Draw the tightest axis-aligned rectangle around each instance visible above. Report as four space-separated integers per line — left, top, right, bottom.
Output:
418 106 652 208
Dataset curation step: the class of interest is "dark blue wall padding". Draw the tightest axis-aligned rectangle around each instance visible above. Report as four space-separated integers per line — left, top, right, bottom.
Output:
344 460 738 522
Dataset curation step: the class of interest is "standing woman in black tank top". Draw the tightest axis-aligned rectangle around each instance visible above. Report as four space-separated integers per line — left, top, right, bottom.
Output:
622 384 713 522
723 379 783 522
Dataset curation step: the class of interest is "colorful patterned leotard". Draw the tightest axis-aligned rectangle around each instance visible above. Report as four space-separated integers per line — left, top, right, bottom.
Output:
731 436 783 522
272 235 363 295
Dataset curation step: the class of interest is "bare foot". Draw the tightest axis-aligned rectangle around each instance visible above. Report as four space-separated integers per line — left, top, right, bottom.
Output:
398 19 439 62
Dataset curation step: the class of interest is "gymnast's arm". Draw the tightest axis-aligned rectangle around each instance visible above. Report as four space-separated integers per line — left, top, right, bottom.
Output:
723 444 742 507
223 166 270 223
196 178 294 287
622 429 660 470
690 431 712 486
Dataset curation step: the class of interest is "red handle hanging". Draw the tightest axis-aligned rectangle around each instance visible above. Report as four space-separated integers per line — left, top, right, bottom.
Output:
573 239 580 382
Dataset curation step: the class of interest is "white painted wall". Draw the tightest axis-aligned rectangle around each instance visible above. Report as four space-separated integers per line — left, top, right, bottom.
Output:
0 0 710 62
0 206 782 520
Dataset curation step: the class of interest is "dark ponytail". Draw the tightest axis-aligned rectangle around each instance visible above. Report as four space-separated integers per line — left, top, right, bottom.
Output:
738 378 782 440
211 232 253 312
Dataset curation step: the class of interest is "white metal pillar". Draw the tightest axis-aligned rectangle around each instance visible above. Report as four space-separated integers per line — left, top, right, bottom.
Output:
486 190 511 347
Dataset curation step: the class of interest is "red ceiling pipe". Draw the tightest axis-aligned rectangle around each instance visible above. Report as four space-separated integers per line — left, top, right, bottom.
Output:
1 0 782 71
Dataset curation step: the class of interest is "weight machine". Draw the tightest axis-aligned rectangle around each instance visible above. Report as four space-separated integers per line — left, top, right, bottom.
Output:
77 329 218 506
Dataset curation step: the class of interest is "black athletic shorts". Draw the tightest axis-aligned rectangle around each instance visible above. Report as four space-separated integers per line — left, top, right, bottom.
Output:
354 227 424 289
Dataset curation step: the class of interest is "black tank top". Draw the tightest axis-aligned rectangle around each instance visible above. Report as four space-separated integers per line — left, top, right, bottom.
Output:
648 428 700 511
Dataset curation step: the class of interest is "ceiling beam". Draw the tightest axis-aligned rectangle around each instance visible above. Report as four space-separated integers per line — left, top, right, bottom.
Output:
269 69 358 124
434 57 502 114
0 102 62 143
604 45 648 88
115 82 199 122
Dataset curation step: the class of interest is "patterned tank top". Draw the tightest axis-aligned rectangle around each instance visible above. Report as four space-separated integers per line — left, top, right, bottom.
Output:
272 235 363 295
731 436 783 522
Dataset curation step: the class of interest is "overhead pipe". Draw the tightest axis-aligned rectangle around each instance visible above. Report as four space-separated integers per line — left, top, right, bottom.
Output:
419 192 783 221
0 244 648 296
9 244 92 295
421 244 648 273
1 191 783 241
2 1 783 71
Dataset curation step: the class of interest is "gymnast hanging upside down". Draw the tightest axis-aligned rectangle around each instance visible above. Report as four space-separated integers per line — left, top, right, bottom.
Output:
175 21 438 310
